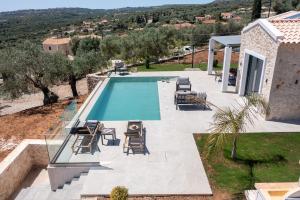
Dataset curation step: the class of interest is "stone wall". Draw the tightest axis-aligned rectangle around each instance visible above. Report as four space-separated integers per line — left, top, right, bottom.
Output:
86 73 107 93
0 140 48 200
237 25 300 120
237 25 280 102
43 43 71 56
267 44 300 120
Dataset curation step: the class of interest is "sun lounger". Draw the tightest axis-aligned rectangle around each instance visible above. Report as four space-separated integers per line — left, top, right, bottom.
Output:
176 77 192 91
123 121 145 154
71 120 100 154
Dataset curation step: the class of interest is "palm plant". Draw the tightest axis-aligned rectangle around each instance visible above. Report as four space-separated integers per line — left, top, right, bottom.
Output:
206 94 270 160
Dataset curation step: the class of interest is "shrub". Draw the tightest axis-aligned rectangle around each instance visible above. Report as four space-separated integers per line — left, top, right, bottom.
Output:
110 186 128 200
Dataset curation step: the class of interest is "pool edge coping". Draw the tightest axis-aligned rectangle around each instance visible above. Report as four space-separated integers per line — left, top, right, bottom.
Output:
66 77 110 129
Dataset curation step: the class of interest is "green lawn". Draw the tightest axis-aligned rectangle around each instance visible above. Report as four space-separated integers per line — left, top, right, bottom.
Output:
137 63 238 72
199 63 239 71
195 133 300 196
137 63 193 71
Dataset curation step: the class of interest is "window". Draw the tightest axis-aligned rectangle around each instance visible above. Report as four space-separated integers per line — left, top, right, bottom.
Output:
48 46 52 51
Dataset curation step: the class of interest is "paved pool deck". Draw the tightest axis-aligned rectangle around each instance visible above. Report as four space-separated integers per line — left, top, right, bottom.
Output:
48 71 300 197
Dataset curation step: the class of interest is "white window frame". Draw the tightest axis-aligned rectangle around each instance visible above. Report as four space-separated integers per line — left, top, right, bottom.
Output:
239 49 267 96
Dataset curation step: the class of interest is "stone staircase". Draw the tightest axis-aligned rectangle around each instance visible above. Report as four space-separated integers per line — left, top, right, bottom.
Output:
15 172 88 200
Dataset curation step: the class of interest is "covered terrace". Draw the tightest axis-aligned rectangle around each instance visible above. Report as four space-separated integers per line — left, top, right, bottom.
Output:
207 35 241 92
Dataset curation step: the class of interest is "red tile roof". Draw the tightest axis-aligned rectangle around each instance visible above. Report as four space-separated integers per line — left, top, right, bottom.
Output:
270 19 300 44
43 38 71 45
267 11 300 44
242 11 300 44
202 19 216 24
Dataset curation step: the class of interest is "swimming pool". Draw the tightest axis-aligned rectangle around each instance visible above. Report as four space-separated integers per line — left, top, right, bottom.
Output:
87 76 172 121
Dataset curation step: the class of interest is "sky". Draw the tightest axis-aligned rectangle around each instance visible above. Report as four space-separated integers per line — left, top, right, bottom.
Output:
0 0 213 12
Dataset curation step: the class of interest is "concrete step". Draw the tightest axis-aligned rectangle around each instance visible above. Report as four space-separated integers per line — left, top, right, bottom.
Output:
14 184 51 200
15 188 30 200
16 187 51 200
14 171 88 200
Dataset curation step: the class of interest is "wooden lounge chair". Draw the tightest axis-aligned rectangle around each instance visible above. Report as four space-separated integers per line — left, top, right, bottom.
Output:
71 120 100 154
123 121 145 154
176 77 192 91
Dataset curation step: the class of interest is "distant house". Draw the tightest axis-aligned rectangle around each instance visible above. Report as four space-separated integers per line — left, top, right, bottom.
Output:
221 12 235 20
205 15 212 19
99 19 109 25
82 21 93 28
202 19 216 24
173 22 196 30
236 11 300 120
195 16 206 22
232 16 242 22
147 18 153 24
195 14 212 23
77 34 101 39
42 37 71 56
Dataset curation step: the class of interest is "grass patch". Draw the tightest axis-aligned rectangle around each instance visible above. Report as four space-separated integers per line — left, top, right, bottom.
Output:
137 63 239 72
195 133 300 195
137 63 193 71
199 63 239 71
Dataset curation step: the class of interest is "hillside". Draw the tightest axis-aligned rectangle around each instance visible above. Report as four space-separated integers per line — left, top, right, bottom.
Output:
0 0 253 48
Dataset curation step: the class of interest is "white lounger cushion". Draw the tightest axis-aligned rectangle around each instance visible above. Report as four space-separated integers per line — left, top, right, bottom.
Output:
178 85 191 90
177 77 190 85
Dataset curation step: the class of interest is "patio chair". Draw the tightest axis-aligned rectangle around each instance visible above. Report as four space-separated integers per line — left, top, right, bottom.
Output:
176 77 192 91
174 90 197 109
123 121 145 154
98 123 117 145
71 120 100 154
115 63 129 75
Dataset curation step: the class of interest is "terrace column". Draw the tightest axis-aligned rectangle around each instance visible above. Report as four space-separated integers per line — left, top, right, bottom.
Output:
207 38 215 75
221 46 232 92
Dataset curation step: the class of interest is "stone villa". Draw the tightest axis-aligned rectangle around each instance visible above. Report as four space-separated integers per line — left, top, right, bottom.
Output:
207 11 300 121
42 37 71 56
237 11 300 120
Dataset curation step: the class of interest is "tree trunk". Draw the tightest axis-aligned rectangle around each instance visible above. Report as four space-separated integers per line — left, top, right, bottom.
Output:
1 72 8 82
251 0 262 20
41 86 59 105
69 75 78 98
145 58 150 69
231 136 238 160
24 75 59 106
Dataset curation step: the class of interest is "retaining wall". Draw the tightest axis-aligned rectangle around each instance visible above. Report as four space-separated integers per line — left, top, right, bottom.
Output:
0 140 48 200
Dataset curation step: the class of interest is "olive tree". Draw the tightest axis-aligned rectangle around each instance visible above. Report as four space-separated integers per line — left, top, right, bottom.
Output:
100 36 121 61
120 32 140 64
0 41 62 105
134 27 177 68
62 51 107 97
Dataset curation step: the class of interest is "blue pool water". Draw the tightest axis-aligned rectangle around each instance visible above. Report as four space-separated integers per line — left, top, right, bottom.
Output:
87 77 171 121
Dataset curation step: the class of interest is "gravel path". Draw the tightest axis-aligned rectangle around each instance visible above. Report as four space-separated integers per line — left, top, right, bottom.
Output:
0 78 88 115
